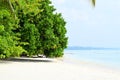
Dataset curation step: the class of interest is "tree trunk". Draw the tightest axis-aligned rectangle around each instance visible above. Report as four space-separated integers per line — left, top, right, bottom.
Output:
1 0 16 18
7 0 14 13
7 0 16 18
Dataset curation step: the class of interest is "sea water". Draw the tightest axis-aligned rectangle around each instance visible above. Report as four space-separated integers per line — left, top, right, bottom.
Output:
64 50 120 69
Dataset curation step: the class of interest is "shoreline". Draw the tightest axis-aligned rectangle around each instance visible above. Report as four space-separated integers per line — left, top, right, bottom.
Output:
0 57 120 80
63 54 120 70
64 51 120 71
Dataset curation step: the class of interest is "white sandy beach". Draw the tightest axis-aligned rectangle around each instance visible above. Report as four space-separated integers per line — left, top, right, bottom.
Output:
0 57 120 80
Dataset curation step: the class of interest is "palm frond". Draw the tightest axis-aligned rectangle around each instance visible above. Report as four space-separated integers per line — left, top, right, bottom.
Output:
91 0 95 7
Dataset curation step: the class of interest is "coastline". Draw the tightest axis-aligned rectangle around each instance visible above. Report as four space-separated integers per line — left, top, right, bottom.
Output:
64 50 120 70
0 57 120 80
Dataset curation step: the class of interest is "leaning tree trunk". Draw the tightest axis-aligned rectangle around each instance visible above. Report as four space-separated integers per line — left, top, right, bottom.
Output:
0 0 16 18
7 0 15 13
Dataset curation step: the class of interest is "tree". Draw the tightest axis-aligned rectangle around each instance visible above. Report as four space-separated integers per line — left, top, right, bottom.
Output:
11 0 41 57
11 0 68 57
0 6 25 59
34 0 68 57
1 0 95 15
91 0 96 7
0 0 16 18
1 0 96 58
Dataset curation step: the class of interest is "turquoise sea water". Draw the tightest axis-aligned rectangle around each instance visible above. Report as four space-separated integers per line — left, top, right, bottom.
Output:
64 50 120 69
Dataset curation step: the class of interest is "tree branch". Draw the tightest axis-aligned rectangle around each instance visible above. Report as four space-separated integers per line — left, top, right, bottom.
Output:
7 0 16 18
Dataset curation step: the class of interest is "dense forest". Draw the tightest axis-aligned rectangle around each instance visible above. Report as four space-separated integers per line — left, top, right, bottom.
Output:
0 0 68 58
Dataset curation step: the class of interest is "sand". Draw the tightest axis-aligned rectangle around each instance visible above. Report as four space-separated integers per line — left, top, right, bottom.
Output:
0 57 120 80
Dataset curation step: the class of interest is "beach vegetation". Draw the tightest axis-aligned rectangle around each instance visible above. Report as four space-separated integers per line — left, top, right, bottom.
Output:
0 0 68 58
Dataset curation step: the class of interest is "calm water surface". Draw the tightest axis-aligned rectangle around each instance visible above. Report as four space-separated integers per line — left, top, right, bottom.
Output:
64 50 120 69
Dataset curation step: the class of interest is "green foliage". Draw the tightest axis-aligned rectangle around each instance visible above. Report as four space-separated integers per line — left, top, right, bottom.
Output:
35 0 68 57
12 0 42 56
0 0 10 10
0 0 68 58
0 9 25 59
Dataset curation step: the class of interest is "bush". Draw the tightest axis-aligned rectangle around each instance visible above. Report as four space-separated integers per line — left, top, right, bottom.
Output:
0 9 25 59
0 0 68 58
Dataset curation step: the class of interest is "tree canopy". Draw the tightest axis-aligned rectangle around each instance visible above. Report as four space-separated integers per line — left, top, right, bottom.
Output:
0 0 68 58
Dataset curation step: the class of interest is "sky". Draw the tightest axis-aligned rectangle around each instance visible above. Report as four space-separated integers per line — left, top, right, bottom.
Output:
51 0 120 48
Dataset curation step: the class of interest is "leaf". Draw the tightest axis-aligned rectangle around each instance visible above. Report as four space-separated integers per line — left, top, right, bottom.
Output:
91 0 96 7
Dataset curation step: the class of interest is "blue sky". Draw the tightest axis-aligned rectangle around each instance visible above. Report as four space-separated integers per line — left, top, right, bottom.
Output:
51 0 120 48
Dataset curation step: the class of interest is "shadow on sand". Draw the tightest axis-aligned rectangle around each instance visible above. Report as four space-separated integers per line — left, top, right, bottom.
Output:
0 57 54 63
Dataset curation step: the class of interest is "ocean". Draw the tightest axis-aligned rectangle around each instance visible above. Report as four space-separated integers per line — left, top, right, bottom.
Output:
64 50 120 69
